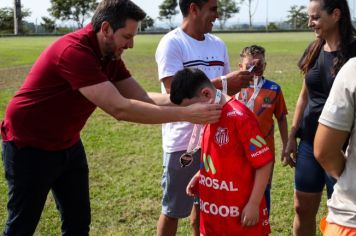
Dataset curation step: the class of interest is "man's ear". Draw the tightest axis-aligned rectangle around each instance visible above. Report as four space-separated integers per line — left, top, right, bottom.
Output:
101 21 113 38
238 63 243 70
189 2 200 17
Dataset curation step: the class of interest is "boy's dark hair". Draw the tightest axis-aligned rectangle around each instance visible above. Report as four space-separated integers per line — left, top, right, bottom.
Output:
92 0 146 33
179 0 208 17
170 68 213 105
240 45 265 58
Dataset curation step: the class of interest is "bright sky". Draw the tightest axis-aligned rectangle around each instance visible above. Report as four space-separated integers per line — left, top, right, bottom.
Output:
2 0 356 26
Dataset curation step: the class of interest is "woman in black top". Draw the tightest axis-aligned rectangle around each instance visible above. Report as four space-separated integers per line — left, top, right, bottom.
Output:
285 0 356 235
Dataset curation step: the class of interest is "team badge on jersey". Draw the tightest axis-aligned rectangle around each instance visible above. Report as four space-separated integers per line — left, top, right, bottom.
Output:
249 135 269 158
262 96 272 108
249 135 267 151
214 127 229 146
203 154 216 174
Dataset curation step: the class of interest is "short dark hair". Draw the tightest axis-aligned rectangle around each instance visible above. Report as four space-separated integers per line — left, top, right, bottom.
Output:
179 0 208 17
91 0 146 33
240 45 265 58
170 68 213 105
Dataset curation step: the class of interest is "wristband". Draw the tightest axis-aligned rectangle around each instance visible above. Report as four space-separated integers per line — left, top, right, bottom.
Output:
221 75 227 94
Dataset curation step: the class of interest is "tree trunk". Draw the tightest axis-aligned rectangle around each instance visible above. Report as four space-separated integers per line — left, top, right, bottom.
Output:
14 0 21 35
248 0 253 30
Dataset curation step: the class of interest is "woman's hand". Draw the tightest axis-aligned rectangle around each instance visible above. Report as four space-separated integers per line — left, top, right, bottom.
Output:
284 137 298 167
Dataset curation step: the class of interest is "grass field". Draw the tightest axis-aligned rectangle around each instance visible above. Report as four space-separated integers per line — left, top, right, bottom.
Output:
0 32 328 235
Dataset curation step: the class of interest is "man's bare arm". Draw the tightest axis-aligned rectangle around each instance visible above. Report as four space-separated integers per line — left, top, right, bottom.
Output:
79 81 222 124
314 124 349 179
114 77 172 106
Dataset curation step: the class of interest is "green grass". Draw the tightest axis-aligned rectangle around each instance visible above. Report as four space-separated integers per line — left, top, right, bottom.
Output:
0 37 57 68
0 32 328 235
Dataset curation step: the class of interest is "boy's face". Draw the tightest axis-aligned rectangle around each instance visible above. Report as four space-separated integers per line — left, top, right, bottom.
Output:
239 54 266 77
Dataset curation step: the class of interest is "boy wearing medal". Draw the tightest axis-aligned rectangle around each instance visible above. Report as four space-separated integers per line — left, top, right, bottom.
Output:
236 45 290 214
170 67 273 236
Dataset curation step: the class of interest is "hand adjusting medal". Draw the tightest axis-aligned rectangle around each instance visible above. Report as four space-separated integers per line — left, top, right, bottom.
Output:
179 90 222 167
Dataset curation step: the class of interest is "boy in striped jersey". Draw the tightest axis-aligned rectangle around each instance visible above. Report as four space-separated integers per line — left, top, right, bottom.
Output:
236 45 291 214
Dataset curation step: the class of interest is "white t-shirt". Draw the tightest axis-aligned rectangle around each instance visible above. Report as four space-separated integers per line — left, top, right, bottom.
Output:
319 57 356 228
155 27 230 153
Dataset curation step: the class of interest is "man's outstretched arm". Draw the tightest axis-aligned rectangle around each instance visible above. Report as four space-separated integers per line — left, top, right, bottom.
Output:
79 81 222 124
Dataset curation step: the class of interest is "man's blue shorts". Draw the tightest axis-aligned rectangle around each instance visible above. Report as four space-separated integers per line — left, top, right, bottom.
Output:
161 150 200 218
295 140 335 198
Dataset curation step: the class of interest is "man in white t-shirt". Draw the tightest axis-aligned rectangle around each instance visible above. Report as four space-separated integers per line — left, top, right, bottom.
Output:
314 58 356 235
155 0 253 235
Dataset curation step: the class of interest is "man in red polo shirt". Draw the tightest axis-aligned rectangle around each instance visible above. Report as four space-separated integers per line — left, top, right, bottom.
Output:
0 1 223 235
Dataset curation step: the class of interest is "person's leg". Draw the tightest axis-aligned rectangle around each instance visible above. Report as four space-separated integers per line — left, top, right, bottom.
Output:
190 201 200 236
157 150 200 236
264 183 271 215
51 140 90 236
293 190 322 236
1 142 60 236
157 214 178 236
293 140 326 236
190 151 200 236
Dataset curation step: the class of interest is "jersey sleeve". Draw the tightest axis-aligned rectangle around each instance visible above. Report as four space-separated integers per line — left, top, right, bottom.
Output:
155 36 183 80
274 88 288 121
319 58 356 131
237 105 273 168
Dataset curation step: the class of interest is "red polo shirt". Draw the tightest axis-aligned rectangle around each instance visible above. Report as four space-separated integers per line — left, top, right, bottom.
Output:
1 24 131 150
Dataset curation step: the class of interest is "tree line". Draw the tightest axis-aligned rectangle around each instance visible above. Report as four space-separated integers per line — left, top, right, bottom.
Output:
158 0 309 30
0 0 309 35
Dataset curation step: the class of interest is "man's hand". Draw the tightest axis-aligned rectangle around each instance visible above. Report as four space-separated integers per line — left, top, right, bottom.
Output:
224 70 253 95
182 103 222 124
250 58 264 76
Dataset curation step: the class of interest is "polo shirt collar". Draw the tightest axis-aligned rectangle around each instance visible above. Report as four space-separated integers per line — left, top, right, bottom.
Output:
84 23 105 61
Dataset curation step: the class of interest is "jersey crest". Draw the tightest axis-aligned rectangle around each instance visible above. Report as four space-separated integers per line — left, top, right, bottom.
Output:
214 127 229 146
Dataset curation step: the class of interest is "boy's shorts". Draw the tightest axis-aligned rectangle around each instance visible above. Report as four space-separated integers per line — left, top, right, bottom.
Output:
320 217 356 236
161 150 200 218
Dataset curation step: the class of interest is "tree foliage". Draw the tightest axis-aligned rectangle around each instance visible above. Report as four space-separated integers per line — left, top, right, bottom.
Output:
41 16 56 33
0 6 30 33
217 0 239 29
48 0 98 28
287 5 308 29
267 22 279 31
140 15 154 31
158 0 178 29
